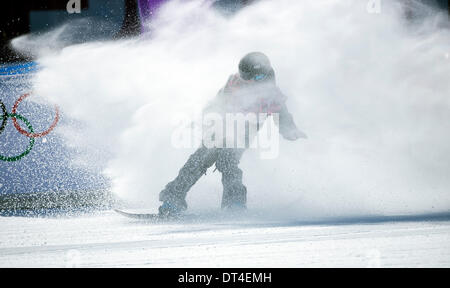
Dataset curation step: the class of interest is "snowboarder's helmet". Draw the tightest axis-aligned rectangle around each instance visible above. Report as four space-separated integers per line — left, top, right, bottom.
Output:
238 52 274 82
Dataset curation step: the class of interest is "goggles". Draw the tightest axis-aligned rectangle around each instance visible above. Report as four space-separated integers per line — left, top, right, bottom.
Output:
253 74 267 81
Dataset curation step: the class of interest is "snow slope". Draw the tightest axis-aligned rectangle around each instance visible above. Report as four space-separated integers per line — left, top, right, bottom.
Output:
0 211 449 267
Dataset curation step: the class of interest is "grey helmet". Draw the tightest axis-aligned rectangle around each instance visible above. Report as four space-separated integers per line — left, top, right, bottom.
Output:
238 52 275 82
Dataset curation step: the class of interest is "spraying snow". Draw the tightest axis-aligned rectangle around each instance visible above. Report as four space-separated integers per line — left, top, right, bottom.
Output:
16 0 450 219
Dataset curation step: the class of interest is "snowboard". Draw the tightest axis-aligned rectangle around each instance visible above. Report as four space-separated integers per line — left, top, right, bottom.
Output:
114 209 198 221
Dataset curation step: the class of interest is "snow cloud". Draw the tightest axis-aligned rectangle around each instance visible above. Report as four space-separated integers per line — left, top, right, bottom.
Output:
27 0 450 219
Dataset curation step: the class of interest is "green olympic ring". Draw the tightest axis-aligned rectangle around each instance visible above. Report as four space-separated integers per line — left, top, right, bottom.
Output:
0 113 35 162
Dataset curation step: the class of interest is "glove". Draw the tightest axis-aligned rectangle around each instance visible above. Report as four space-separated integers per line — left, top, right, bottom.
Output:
283 128 307 141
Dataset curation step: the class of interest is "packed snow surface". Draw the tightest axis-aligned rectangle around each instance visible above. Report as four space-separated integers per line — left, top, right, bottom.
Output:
0 211 449 267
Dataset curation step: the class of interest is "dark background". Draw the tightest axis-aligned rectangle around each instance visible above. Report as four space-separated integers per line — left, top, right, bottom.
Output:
0 0 138 63
0 0 260 63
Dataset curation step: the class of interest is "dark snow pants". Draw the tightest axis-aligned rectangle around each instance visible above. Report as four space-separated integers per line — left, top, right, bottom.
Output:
159 146 247 209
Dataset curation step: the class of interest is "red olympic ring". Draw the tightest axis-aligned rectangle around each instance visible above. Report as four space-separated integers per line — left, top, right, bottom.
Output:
12 93 60 138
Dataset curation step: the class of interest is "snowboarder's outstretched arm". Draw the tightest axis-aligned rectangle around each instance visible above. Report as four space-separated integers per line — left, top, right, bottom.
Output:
275 102 307 141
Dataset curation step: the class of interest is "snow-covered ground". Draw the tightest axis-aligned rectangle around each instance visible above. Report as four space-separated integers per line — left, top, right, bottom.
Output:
0 210 449 267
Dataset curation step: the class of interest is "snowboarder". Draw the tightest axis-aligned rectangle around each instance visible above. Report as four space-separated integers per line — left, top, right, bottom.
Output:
158 52 306 216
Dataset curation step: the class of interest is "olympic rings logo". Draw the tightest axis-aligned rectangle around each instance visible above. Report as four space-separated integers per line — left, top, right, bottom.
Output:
0 93 60 162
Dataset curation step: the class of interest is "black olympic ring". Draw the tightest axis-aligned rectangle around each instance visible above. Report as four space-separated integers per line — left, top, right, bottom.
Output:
0 100 7 136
